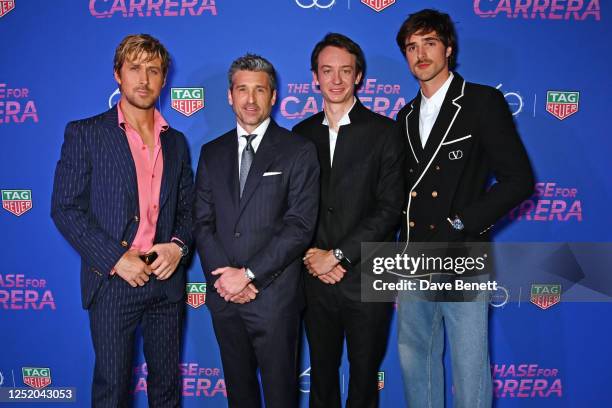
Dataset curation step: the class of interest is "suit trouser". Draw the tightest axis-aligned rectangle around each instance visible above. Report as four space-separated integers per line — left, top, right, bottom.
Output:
304 285 393 408
209 298 301 408
88 276 183 408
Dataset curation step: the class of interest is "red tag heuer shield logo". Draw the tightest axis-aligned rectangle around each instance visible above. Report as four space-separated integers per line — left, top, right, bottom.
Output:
377 371 385 390
22 367 51 389
171 88 204 117
546 91 579 120
0 1 15 18
186 282 206 308
2 190 32 216
530 284 561 310
362 0 395 12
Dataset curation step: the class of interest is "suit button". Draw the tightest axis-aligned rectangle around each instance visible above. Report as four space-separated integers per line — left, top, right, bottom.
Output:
327 207 334 213
429 224 436 230
411 191 417 198
234 232 241 238
431 191 438 198
134 215 139 222
409 221 415 228
121 240 128 247
409 168 414 173
435 165 441 171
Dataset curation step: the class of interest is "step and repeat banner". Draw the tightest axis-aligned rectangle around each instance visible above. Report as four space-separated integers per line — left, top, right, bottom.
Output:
1 0 610 406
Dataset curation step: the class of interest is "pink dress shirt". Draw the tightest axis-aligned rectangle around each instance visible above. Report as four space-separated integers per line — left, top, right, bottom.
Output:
117 102 168 254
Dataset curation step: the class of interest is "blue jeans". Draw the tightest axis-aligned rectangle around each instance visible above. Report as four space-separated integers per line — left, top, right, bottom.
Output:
397 285 492 408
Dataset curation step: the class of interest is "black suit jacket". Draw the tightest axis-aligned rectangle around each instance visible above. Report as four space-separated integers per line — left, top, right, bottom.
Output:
193 119 319 312
293 100 406 300
397 73 534 243
51 106 194 308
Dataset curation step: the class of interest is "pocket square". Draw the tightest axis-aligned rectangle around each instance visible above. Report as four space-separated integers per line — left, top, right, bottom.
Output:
263 171 282 176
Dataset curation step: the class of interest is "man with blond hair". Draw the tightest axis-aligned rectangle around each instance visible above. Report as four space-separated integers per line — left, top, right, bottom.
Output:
52 34 193 407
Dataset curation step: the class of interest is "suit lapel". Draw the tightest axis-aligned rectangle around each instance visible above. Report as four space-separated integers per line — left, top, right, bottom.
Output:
159 131 176 208
420 75 463 165
329 101 368 185
406 95 423 163
410 74 466 189
101 106 139 204
238 120 279 214
224 131 240 211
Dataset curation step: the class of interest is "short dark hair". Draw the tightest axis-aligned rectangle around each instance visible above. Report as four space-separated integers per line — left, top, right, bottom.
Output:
310 33 366 79
228 53 277 91
396 9 458 70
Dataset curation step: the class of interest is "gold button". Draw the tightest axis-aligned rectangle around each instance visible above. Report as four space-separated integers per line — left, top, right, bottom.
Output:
121 240 128 247
409 221 415 228
432 191 438 198
411 191 417 197
435 165 440 171
429 224 436 230
134 215 139 222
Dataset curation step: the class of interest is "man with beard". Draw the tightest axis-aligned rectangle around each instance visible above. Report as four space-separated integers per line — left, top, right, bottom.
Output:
395 9 533 407
293 34 405 408
193 54 319 407
51 34 193 407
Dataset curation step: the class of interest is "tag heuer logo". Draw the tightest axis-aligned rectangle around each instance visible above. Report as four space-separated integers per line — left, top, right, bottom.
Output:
377 371 385 390
530 284 561 310
2 189 32 216
362 0 395 12
171 88 204 117
22 367 51 389
0 1 15 18
186 282 206 308
546 91 579 120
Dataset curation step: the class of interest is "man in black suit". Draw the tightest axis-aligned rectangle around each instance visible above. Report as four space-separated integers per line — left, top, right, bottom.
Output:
51 34 193 407
293 33 405 408
193 54 319 408
395 9 534 408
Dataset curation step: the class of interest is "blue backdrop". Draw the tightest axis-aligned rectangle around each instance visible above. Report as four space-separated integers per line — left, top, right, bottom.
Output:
1 0 610 406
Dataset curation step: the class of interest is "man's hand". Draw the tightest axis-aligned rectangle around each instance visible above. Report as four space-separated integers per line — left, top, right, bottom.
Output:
316 265 347 285
229 283 259 304
114 249 152 287
149 243 182 280
212 267 251 300
303 248 338 277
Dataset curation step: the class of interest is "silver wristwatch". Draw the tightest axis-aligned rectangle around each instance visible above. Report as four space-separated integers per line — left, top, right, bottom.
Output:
333 248 345 262
447 216 465 231
244 268 255 281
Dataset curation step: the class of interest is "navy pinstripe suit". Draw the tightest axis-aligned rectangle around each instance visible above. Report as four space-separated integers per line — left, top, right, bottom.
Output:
51 106 193 407
194 120 319 408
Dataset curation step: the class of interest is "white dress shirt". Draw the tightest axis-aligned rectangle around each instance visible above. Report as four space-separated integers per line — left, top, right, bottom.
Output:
322 97 357 166
419 72 454 148
237 117 270 169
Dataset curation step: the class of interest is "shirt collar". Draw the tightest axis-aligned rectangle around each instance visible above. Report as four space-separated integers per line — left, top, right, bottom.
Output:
421 72 454 110
237 117 271 140
322 97 357 127
117 102 169 136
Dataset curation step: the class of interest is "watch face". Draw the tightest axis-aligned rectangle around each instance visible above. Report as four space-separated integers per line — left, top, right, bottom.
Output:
334 249 343 260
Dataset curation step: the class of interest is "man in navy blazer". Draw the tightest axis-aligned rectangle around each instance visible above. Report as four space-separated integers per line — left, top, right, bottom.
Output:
51 34 193 407
193 54 319 408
